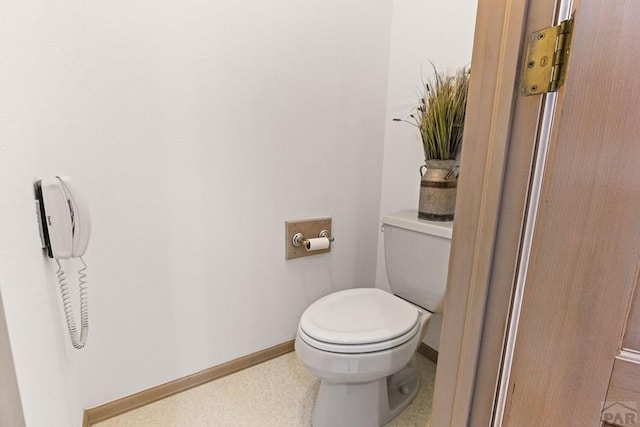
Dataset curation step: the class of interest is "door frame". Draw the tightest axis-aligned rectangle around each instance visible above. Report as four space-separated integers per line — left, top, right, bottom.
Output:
431 0 564 424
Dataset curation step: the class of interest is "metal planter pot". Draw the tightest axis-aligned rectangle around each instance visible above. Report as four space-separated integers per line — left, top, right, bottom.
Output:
419 160 458 221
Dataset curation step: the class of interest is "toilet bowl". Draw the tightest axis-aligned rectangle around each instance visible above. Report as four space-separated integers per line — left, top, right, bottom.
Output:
295 211 452 427
296 289 432 427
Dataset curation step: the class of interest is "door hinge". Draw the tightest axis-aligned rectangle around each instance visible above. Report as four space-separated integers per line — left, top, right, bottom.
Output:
522 17 574 96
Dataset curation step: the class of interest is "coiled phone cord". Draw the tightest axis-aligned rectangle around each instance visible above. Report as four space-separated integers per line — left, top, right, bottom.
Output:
55 257 88 349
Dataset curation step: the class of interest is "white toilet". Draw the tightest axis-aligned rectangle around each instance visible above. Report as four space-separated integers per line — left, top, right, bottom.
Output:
295 210 452 427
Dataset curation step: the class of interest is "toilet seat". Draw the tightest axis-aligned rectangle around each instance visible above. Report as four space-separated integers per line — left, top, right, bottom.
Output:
299 288 421 354
298 321 420 353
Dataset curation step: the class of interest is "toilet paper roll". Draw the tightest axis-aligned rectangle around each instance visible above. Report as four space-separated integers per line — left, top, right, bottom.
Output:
304 237 330 251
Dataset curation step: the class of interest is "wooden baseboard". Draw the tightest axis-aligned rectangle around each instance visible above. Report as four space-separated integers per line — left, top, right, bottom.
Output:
417 342 439 364
83 340 295 426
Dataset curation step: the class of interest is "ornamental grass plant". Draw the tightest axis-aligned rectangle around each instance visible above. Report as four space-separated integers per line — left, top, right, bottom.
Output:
394 64 470 161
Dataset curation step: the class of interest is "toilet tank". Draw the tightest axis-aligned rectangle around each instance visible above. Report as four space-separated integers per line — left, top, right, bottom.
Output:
382 210 453 313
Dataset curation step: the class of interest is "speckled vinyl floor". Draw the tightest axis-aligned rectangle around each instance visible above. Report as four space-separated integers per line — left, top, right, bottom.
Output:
95 352 436 427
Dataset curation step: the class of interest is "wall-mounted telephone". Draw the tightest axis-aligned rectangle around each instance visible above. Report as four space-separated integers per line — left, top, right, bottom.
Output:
35 176 91 350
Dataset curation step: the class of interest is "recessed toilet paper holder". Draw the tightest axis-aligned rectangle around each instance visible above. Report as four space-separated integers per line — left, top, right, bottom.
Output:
292 230 335 250
285 217 333 260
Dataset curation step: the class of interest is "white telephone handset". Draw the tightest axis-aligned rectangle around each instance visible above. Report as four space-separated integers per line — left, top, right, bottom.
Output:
35 176 91 349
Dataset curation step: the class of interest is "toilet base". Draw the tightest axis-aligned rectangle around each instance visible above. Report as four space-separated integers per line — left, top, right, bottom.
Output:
311 357 420 427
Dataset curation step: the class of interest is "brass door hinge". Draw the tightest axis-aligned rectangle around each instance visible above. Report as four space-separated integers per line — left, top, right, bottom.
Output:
522 17 574 96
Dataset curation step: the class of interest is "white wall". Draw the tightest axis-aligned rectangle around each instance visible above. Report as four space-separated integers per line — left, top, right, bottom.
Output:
0 1 392 425
375 0 477 350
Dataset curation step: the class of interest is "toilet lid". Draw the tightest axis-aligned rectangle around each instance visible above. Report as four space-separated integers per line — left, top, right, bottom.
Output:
299 288 420 345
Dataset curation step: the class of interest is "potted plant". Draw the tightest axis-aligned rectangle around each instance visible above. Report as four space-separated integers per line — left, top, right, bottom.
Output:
394 64 470 221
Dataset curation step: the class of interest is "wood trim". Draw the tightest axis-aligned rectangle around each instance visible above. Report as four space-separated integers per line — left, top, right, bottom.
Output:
0 293 25 427
417 342 438 364
431 0 534 425
622 270 640 351
605 356 640 409
617 350 640 364
83 340 295 426
469 0 560 424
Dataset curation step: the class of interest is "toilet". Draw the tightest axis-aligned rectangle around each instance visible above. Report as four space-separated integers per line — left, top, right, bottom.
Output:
295 210 452 427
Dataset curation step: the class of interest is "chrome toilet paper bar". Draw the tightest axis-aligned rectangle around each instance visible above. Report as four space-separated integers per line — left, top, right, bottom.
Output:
292 230 335 251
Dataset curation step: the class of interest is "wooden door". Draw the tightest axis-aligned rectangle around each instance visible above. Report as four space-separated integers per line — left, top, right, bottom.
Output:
431 0 640 425
600 283 640 426
499 1 640 426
